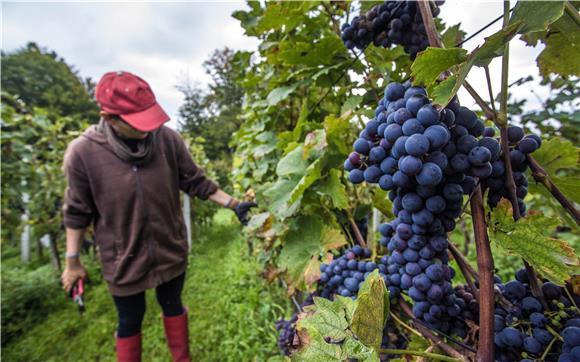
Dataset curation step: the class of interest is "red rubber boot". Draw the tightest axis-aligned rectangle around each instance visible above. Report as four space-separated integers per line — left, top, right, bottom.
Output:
162 308 191 362
115 333 142 362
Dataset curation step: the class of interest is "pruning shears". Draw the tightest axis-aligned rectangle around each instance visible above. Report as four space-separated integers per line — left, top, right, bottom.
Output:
70 278 85 315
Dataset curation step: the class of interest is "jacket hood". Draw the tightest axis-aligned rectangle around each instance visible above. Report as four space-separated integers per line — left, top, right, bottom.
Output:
81 124 109 145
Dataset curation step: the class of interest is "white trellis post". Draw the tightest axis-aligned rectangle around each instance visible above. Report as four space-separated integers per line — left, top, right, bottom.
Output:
20 213 30 263
182 195 192 250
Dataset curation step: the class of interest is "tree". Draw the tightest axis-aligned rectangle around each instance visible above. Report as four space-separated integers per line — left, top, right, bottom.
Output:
177 48 248 185
1 42 99 121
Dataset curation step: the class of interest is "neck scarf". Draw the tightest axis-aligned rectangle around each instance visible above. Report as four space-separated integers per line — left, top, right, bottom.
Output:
97 118 157 166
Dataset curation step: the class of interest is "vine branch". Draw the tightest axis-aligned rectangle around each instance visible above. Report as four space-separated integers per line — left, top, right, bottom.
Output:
527 155 580 225
470 185 495 362
348 213 367 248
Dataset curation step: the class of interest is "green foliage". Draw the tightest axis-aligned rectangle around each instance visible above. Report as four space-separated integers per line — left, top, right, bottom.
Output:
230 0 421 289
1 96 89 246
411 47 467 87
489 200 580 284
177 48 247 187
518 2 580 77
1 250 103 347
1 42 98 120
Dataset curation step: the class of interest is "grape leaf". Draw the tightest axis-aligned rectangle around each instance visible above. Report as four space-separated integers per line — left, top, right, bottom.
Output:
341 95 364 115
267 83 300 106
277 146 308 177
294 296 378 362
298 296 351 341
371 188 393 218
411 47 467 88
431 74 458 107
489 200 580 284
535 12 580 77
527 137 580 204
256 1 318 33
509 1 565 33
278 215 324 287
324 114 352 159
278 216 347 289
341 337 378 361
262 178 301 219
316 170 349 210
278 37 346 67
531 137 578 175
351 271 389 352
292 328 344 362
441 23 467 48
288 158 322 205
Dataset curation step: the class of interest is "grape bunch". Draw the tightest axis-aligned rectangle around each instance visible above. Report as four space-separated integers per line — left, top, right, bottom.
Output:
493 269 580 362
345 80 491 333
480 126 542 216
340 1 444 59
275 314 298 356
318 245 388 299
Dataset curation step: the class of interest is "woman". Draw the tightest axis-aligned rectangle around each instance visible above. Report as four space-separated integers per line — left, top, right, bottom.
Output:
60 71 255 362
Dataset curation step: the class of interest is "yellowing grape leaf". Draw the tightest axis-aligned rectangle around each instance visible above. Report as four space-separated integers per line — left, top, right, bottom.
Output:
351 271 389 352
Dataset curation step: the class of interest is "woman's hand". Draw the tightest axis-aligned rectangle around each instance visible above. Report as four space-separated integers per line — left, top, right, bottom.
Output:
61 261 87 294
234 202 258 226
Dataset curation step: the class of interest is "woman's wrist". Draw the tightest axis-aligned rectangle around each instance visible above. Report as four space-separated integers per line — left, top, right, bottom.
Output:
225 197 240 209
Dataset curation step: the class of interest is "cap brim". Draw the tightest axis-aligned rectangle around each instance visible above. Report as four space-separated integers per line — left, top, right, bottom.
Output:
120 102 170 132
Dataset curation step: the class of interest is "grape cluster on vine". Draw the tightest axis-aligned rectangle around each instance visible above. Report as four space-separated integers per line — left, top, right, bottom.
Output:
492 270 580 362
318 245 383 299
480 126 542 216
340 1 444 59
345 80 494 335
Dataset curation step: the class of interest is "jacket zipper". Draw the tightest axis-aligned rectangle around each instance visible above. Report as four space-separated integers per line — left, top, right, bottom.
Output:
133 165 156 280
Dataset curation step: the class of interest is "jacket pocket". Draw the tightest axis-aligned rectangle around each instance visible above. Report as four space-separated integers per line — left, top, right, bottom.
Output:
98 239 120 282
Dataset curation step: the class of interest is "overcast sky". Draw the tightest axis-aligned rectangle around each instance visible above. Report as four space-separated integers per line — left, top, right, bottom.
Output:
2 1 547 129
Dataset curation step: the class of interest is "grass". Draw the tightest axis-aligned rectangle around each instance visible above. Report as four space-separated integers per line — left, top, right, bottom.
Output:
2 209 290 362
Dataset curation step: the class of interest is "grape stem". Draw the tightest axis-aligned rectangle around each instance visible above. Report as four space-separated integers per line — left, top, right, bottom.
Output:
347 212 367 248
378 348 462 362
389 311 422 338
546 325 565 342
526 155 580 226
540 336 559 361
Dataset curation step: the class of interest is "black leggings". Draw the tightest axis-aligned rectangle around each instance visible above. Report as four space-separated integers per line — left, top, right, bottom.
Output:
113 272 185 337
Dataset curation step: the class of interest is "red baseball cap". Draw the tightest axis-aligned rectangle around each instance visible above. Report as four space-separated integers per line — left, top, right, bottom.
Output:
95 71 169 132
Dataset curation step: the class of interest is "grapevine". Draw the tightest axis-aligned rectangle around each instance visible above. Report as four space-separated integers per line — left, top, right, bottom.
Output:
340 1 444 59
